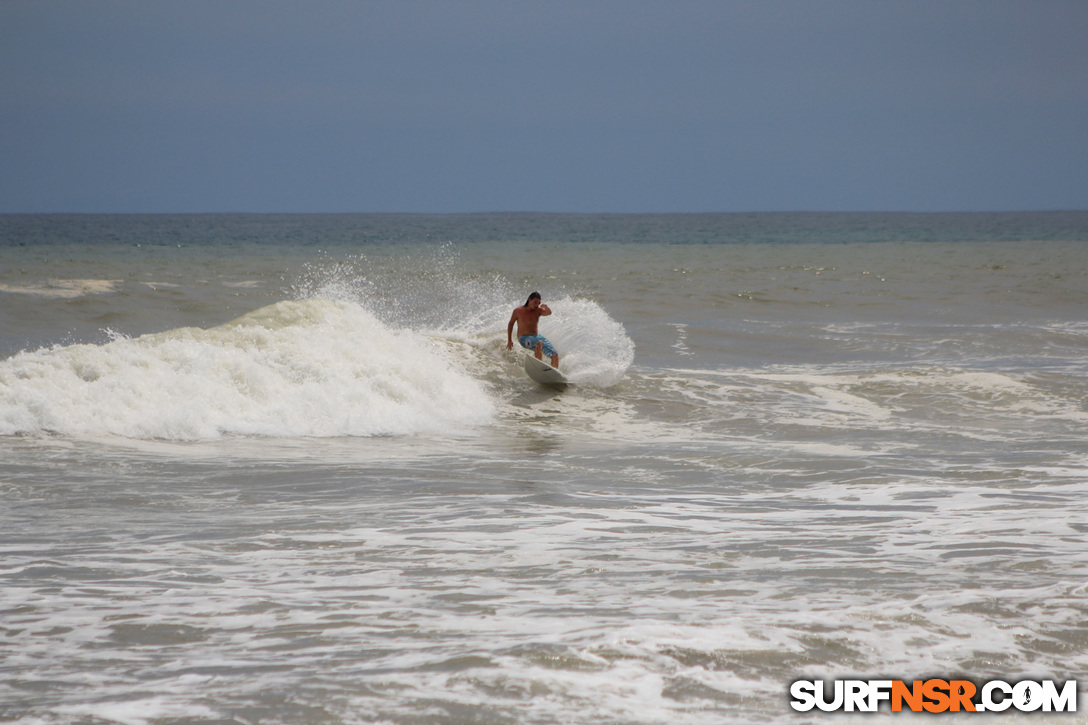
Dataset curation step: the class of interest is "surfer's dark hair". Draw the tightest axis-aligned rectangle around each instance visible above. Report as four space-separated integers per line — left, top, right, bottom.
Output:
525 292 541 305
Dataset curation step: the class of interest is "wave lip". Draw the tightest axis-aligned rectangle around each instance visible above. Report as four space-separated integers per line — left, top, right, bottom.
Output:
0 299 495 440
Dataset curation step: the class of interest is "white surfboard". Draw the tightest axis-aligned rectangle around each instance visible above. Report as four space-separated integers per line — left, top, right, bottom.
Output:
523 353 568 387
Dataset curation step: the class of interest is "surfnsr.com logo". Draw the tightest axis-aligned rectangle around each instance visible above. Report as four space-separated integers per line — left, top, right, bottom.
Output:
790 679 1078 713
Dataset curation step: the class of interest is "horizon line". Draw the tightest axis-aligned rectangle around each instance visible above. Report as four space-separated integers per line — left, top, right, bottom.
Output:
2 209 1086 217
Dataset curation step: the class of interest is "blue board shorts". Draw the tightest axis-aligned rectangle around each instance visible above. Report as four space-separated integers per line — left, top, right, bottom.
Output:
519 334 557 357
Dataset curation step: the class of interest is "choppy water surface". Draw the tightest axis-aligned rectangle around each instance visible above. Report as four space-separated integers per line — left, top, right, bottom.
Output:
2 213 1087 723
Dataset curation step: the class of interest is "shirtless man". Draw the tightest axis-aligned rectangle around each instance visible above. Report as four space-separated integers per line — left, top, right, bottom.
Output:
506 292 560 368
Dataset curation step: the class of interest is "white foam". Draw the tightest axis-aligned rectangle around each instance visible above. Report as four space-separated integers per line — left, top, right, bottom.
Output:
53 697 220 725
292 251 636 390
0 278 120 298
0 299 494 440
545 297 636 387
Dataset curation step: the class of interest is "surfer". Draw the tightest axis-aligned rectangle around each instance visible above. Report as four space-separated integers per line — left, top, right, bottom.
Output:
507 292 560 368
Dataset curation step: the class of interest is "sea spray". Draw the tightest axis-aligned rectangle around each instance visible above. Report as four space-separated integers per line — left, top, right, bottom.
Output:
543 298 635 387
291 246 635 388
291 244 517 333
0 255 636 441
0 299 494 440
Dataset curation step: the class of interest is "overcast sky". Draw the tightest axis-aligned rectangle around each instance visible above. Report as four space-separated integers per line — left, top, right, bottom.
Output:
2 1 1085 213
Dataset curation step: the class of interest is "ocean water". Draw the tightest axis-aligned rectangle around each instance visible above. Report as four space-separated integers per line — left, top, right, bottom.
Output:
2 212 1087 723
